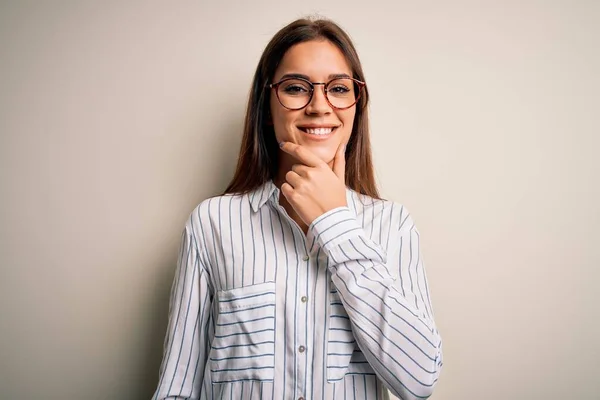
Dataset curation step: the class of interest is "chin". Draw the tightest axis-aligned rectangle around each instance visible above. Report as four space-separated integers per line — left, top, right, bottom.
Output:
307 145 337 164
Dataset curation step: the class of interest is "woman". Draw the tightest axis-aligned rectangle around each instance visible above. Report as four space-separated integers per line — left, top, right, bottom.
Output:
153 17 443 400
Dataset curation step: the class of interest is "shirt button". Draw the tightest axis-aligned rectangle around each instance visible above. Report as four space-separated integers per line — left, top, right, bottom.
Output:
298 345 306 353
298 397 305 400
301 296 308 303
302 255 309 261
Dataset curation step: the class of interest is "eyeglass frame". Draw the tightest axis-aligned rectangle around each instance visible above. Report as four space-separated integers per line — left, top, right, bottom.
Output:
268 76 366 111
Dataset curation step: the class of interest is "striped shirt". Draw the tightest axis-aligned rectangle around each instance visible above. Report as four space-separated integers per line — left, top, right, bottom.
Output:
152 180 443 400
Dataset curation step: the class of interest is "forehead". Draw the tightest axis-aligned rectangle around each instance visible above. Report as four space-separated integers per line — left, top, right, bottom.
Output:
274 39 352 80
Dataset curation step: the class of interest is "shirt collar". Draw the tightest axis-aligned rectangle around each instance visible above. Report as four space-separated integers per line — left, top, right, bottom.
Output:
250 180 358 216
249 180 278 213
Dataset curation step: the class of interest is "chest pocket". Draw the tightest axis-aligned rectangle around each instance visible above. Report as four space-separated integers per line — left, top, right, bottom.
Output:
209 281 276 383
326 288 357 381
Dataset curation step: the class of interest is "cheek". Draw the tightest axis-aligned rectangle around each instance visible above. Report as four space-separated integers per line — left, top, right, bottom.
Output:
270 105 286 137
271 108 300 135
340 110 357 136
270 97 285 123
271 112 291 135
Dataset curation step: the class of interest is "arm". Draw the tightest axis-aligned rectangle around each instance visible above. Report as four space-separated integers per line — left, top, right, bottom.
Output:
308 205 443 400
276 142 443 398
152 220 212 400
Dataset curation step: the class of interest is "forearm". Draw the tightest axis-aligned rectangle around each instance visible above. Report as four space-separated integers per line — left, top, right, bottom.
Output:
153 227 212 400
309 208 443 399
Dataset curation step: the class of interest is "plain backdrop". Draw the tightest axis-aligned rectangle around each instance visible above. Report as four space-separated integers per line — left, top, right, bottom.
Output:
1 1 599 399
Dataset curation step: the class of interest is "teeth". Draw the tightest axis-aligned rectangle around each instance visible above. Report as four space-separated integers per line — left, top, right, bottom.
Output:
305 127 333 135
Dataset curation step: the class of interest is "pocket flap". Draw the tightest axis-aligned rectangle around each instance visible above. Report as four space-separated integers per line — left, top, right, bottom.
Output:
217 281 276 312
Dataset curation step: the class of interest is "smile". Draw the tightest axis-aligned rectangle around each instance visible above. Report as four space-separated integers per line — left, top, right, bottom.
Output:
297 126 339 137
305 127 333 135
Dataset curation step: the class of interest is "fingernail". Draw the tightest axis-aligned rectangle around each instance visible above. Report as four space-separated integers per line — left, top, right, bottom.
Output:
279 141 285 148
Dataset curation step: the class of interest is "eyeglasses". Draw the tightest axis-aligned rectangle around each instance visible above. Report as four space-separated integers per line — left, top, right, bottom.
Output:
269 76 366 110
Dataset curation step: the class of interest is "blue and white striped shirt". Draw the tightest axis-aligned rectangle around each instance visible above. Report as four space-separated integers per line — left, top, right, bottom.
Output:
152 180 443 400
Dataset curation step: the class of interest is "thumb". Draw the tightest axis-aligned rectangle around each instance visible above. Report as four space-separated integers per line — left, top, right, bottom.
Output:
333 142 346 182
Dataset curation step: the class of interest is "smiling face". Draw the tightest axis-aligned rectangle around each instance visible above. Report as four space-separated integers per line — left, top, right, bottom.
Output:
270 39 356 170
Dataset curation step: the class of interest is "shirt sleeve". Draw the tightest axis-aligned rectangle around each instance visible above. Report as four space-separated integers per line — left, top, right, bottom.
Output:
152 220 213 400
308 205 443 400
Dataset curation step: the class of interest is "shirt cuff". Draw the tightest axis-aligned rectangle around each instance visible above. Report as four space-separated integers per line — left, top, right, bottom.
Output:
308 207 362 253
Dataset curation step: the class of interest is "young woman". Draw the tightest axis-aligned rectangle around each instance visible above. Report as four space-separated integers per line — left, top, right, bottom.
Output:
153 18 443 400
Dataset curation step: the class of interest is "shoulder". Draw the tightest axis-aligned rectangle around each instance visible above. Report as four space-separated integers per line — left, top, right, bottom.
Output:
184 192 251 237
350 190 417 232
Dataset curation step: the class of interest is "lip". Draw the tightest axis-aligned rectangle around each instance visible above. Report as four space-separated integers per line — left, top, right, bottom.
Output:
297 124 340 129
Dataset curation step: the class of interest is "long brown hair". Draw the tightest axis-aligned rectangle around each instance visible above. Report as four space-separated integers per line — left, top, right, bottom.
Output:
224 17 380 198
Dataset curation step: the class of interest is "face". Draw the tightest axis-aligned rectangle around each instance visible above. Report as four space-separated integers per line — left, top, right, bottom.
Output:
270 40 356 168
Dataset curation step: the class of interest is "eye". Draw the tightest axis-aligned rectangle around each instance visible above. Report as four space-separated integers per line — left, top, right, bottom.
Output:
327 78 356 97
279 79 311 96
282 84 309 94
329 85 351 94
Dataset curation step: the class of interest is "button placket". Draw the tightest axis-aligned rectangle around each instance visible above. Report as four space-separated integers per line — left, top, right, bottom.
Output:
296 247 310 399
292 230 311 400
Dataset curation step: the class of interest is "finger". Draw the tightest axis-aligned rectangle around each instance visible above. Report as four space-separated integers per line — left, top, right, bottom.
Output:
332 141 346 181
280 142 323 167
291 164 311 177
285 170 303 188
280 182 295 202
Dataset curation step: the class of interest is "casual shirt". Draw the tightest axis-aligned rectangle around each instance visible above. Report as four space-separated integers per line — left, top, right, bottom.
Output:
152 180 443 400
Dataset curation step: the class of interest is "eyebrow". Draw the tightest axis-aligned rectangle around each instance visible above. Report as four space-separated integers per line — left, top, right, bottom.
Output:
279 73 352 81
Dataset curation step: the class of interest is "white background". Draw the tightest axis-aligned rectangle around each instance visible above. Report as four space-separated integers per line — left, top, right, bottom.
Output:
1 1 598 399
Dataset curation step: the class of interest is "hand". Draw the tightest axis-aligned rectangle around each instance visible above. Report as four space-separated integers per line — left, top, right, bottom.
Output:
279 141 347 226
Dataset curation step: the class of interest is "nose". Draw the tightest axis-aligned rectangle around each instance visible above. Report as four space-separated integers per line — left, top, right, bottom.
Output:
305 84 331 115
